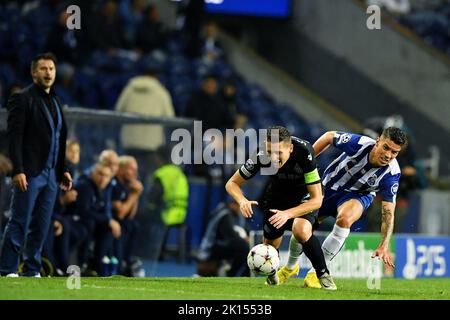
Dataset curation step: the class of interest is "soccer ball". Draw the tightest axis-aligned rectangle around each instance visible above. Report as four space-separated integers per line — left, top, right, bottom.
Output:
247 244 280 276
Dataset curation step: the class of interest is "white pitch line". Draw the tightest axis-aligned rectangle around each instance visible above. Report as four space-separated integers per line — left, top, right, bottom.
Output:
82 284 287 299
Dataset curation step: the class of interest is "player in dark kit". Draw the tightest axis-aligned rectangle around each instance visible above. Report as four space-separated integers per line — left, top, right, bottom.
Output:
225 126 337 290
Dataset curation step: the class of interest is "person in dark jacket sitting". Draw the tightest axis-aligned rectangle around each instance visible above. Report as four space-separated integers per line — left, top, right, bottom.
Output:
65 162 120 276
197 201 250 277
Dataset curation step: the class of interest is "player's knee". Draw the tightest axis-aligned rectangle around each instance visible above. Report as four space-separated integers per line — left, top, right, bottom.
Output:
263 238 274 246
293 221 312 243
336 215 354 228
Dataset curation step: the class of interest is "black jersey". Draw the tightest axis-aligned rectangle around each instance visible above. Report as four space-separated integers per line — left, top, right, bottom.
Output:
238 136 321 209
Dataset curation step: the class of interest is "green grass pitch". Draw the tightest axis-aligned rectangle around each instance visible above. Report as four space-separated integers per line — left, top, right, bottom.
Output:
1 277 449 300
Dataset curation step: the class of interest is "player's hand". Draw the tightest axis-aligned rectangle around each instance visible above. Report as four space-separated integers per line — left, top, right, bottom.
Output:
130 180 144 194
13 173 28 192
109 219 122 239
61 190 78 204
60 172 73 191
54 220 64 237
239 199 258 218
0 154 12 175
372 246 395 268
269 209 289 229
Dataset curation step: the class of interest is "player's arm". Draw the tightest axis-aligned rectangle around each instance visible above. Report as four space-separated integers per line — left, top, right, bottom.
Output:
8 93 29 191
286 182 323 217
269 182 322 229
269 183 322 227
112 193 140 219
129 201 138 219
313 131 336 156
225 170 258 218
113 180 143 219
372 200 395 267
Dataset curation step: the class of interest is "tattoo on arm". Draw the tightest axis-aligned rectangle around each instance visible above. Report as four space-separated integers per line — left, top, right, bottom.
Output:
381 204 394 246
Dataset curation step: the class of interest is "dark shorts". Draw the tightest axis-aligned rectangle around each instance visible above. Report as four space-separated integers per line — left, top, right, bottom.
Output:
262 209 318 240
318 188 374 219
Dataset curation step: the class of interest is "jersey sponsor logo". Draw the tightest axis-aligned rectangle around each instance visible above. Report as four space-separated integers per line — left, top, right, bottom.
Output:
391 183 399 195
245 159 255 171
307 154 312 161
338 133 352 144
277 173 301 180
367 174 378 186
294 163 303 174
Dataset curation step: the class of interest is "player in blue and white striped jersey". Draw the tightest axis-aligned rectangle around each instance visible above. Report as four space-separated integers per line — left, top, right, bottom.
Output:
279 127 408 288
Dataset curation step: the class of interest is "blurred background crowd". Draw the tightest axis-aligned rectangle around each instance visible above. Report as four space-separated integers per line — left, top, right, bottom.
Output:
0 0 449 277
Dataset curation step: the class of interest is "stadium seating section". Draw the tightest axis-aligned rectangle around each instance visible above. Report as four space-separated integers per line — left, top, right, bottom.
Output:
0 1 340 242
365 0 450 55
0 1 337 170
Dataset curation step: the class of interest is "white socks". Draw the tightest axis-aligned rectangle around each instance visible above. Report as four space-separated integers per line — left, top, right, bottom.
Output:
308 224 350 274
286 234 303 270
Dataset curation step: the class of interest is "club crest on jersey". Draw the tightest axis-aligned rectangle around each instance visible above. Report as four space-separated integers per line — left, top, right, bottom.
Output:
338 133 352 144
367 174 378 186
391 183 399 195
245 159 255 171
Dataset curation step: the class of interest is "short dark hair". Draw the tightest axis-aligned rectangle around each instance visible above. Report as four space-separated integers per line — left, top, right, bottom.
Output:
381 127 408 147
267 125 291 143
31 52 57 71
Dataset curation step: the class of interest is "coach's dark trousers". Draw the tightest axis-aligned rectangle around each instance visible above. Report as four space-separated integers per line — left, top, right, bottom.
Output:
0 168 57 276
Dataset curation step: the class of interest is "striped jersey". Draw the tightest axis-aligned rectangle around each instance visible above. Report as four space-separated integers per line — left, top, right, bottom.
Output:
322 132 401 203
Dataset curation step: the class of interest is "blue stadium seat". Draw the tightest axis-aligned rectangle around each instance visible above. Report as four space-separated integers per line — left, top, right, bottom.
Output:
398 9 450 53
166 33 186 55
0 64 19 90
184 181 208 247
166 55 192 76
246 84 266 100
169 76 194 101
212 60 234 78
74 71 98 108
308 122 325 142
172 94 191 116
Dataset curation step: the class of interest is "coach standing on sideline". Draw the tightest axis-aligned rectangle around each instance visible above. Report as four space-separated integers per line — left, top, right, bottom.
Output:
0 53 72 277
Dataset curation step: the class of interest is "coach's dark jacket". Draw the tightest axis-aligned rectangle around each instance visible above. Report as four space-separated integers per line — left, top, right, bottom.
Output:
7 83 68 182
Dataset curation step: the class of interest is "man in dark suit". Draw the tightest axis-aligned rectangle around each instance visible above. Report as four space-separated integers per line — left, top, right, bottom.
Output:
0 53 73 277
